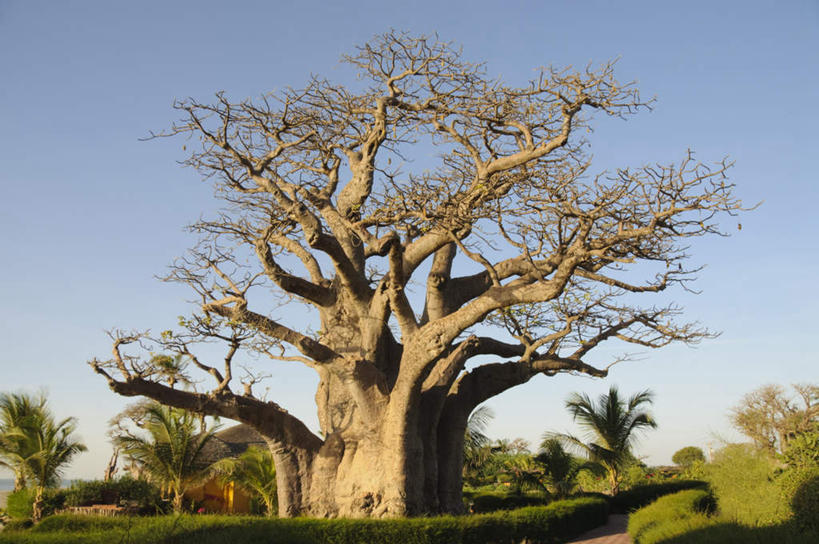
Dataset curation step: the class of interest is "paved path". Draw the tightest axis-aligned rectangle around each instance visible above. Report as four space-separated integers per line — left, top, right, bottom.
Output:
565 514 630 544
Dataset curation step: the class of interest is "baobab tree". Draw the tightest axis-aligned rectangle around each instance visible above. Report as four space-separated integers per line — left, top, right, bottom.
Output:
90 32 743 518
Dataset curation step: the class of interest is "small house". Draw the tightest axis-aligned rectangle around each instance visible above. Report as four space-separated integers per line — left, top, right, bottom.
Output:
186 424 267 513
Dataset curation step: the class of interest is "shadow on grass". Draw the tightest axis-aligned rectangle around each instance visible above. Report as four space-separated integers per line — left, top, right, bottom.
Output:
657 520 818 544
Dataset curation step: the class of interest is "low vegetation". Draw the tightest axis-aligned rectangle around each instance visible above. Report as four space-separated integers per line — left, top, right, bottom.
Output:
0 497 608 544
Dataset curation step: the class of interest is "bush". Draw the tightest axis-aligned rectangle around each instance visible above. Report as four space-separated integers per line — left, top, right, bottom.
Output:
63 477 165 514
628 489 716 543
6 489 33 520
467 491 550 513
609 480 708 513
0 498 609 544
781 468 819 531
2 518 34 532
705 443 790 526
4 489 65 520
633 520 819 544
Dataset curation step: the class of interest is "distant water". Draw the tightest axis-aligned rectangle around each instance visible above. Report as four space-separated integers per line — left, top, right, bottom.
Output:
0 478 71 491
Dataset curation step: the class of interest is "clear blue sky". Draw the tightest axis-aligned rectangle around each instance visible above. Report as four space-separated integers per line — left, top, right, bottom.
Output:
1 0 817 479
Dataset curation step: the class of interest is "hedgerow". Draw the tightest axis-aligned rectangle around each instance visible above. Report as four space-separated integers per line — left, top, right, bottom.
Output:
609 480 708 513
0 497 608 544
627 488 716 543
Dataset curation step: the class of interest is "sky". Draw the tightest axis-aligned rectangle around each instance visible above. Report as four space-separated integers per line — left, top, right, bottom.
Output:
0 0 817 479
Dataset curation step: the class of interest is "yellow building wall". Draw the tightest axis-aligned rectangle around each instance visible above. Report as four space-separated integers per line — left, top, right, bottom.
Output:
186 479 253 513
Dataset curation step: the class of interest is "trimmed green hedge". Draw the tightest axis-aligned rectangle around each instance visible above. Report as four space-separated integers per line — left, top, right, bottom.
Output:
628 488 716 543
467 491 550 513
610 480 708 513
631 520 819 544
0 497 608 544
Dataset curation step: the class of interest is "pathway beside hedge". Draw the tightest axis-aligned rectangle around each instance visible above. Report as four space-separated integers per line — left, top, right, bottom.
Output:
566 514 630 544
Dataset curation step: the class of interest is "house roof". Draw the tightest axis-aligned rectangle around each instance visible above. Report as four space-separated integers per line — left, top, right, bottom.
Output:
199 424 267 464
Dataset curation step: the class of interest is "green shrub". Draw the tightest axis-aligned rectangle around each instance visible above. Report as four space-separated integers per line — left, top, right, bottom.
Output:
6 489 34 519
63 477 166 514
705 443 791 526
467 491 549 513
5 488 67 521
2 518 34 532
787 470 819 531
780 428 819 469
628 489 716 543
639 520 819 544
610 480 708 513
0 498 609 544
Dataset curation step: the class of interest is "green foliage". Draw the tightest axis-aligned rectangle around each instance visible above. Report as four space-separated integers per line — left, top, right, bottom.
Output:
555 386 657 495
628 488 717 543
627 486 819 544
113 403 218 512
1 518 33 532
672 446 705 468
780 427 819 469
63 476 165 513
681 459 706 480
640 521 819 544
777 467 819 531
5 488 65 520
705 443 790 526
0 392 48 490
212 446 277 516
0 498 609 544
610 480 709 514
620 460 651 489
0 391 86 517
534 439 599 498
496 453 543 495
466 491 549 513
6 489 34 519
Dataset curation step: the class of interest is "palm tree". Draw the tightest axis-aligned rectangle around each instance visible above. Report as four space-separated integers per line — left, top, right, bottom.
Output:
555 386 656 495
113 403 218 512
213 446 277 516
23 411 87 521
499 453 543 495
534 438 601 498
0 392 47 490
463 405 494 485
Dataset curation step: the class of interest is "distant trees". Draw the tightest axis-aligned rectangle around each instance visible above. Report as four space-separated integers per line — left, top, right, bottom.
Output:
112 403 218 512
554 386 657 495
672 446 706 468
731 383 818 455
0 392 86 521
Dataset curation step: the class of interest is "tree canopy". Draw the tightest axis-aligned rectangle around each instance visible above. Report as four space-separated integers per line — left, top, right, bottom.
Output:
731 383 818 455
672 446 705 468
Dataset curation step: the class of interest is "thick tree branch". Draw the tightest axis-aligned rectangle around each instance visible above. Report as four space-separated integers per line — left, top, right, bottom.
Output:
89 364 322 454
